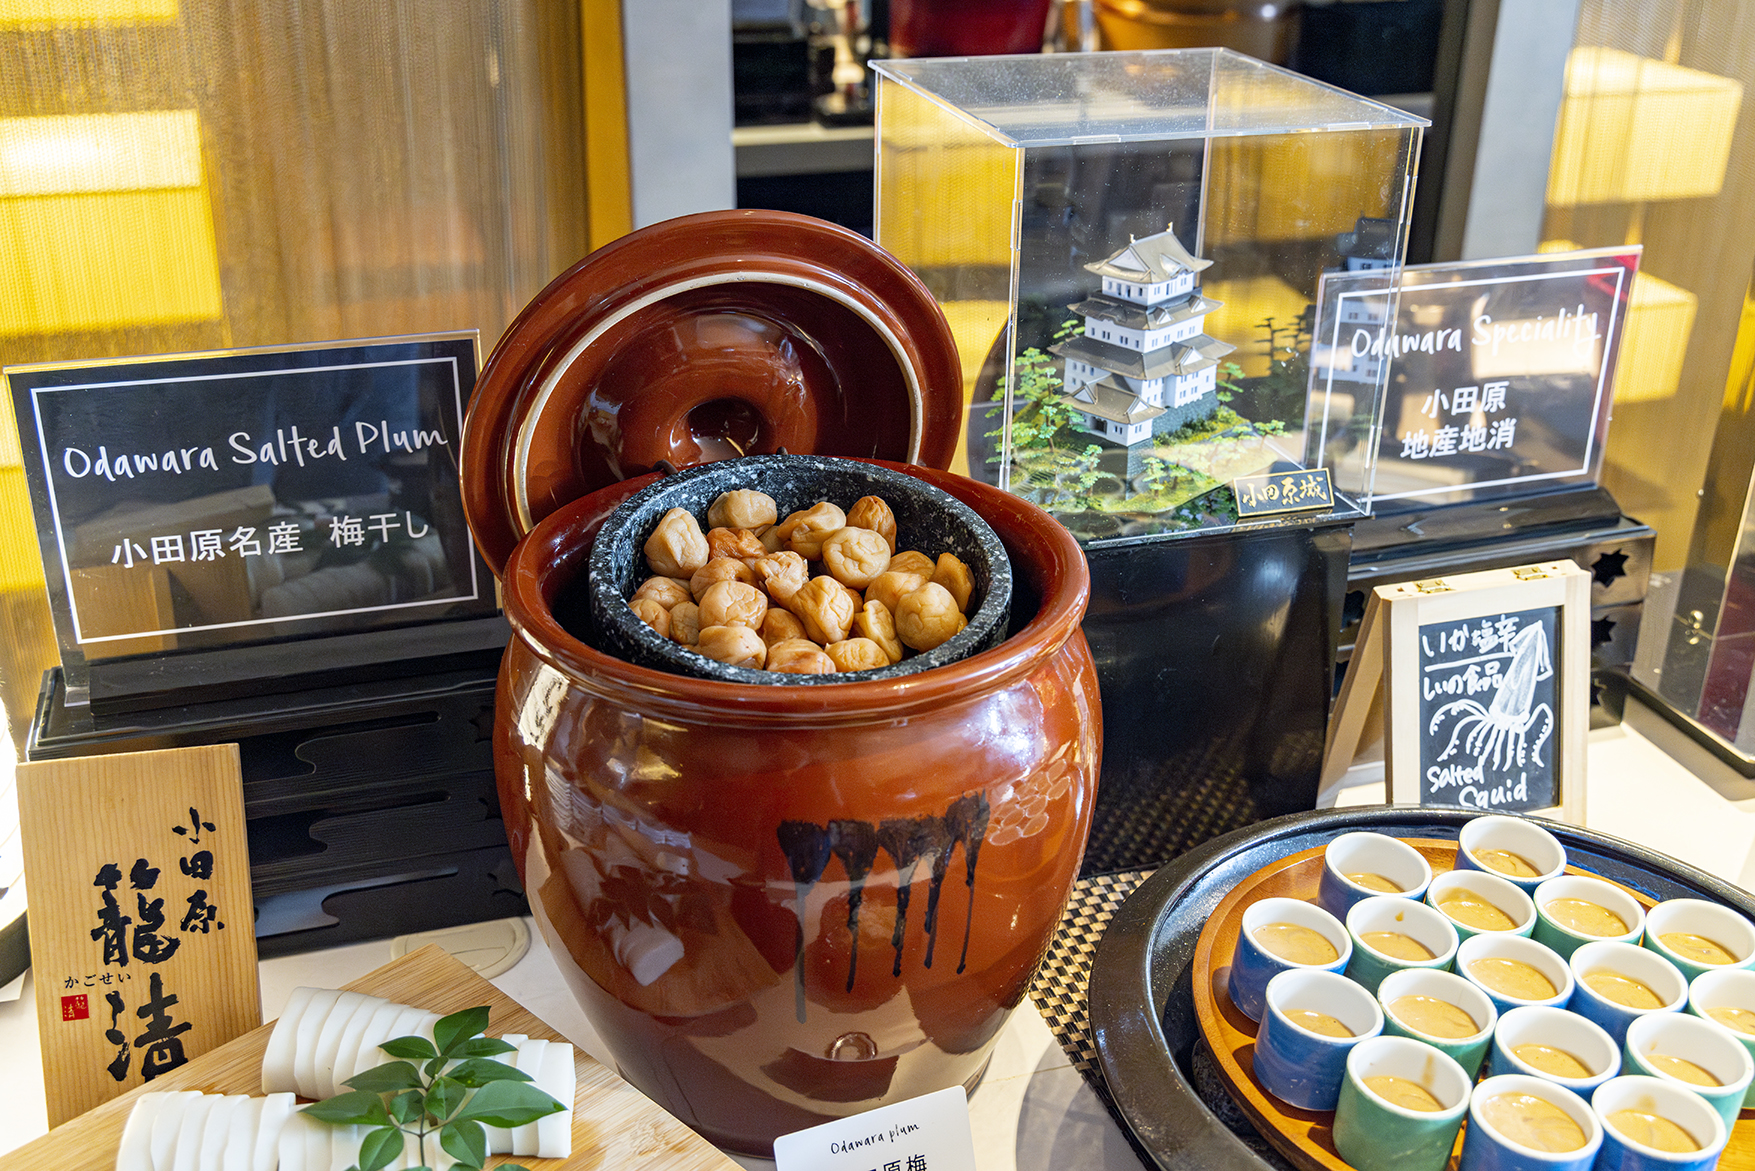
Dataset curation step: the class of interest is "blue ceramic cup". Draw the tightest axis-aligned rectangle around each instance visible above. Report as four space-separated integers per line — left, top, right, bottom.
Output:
1568 940 1686 1048
1345 895 1460 996
1456 932 1575 1017
1228 896 1352 1022
1378 967 1497 1079
1455 815 1567 893
1621 1009 1753 1135
1532 875 1644 961
1590 1075 1727 1171
1642 898 1755 982
1253 968 1384 1111
1333 1035 1472 1171
1686 966 1755 1106
1487 1005 1620 1094
1318 831 1434 921
1459 1075 1601 1171
1428 869 1537 944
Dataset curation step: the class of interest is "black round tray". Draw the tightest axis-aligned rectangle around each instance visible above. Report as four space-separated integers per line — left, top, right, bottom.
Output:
1086 807 1755 1171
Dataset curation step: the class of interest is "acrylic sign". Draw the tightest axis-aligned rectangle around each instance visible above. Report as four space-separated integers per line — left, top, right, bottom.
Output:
772 1085 977 1171
5 333 495 679
1310 248 1639 510
18 744 260 1125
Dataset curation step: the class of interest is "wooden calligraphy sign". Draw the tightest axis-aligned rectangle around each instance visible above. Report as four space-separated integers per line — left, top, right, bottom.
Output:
18 744 260 1125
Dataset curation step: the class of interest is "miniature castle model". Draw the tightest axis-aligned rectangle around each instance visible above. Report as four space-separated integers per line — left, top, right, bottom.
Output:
1051 225 1235 447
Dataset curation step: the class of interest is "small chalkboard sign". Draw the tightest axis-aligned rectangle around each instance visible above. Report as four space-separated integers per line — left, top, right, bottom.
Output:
6 333 502 710
1322 562 1589 821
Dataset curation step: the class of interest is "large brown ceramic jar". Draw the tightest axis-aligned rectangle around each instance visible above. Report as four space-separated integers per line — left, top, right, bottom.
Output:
494 461 1099 1155
464 210 1100 1155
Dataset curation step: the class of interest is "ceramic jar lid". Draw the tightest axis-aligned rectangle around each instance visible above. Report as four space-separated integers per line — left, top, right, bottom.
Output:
460 209 965 576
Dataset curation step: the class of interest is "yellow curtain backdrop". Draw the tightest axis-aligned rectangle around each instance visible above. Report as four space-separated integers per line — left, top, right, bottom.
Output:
0 0 628 745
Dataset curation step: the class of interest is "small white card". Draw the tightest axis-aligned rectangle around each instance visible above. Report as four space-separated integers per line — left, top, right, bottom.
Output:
772 1086 978 1171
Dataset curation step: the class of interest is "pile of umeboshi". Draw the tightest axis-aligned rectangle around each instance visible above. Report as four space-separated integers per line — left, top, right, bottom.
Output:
627 487 976 676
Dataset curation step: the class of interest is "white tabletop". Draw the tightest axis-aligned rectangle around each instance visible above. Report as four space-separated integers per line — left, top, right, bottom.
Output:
1 694 1752 1170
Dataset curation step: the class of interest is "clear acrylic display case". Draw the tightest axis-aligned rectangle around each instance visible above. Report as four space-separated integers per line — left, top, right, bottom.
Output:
873 49 1426 543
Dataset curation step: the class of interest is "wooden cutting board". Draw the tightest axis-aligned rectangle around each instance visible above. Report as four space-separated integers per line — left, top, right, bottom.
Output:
0 944 741 1170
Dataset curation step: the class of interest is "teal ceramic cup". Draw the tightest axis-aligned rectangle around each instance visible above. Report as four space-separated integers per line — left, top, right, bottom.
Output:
1459 1075 1602 1171
1686 966 1755 1106
1457 932 1575 1016
1621 1009 1753 1134
1590 1075 1728 1171
1378 967 1497 1079
1456 815 1567 893
1333 1035 1472 1171
1428 869 1537 943
1319 831 1434 921
1345 895 1460 995
1642 898 1755 982
1487 1005 1620 1094
1568 940 1686 1048
1531 875 1644 960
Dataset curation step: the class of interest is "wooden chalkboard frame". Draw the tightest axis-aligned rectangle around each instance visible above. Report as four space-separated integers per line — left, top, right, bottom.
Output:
1323 561 1590 822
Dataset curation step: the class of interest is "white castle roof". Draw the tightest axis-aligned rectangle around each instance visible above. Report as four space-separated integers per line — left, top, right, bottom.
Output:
1085 225 1212 282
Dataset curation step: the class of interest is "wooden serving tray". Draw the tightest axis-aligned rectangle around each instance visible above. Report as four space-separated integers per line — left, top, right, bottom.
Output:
1189 839 1755 1171
0 944 740 1171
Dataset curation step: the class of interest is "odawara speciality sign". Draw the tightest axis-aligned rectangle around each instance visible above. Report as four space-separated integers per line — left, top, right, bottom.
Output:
1309 247 1640 510
7 334 495 668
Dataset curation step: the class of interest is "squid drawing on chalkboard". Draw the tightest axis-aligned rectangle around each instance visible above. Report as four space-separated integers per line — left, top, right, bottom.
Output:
1429 622 1554 772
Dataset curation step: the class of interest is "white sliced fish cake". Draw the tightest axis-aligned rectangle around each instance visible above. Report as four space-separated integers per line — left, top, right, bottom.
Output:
326 1123 368 1171
534 1040 575 1158
276 1109 324 1171
311 991 373 1099
508 1038 548 1157
252 1093 297 1171
292 989 345 1098
196 1096 245 1171
334 1000 404 1091
262 987 319 1094
149 1091 203 1170
221 1096 262 1171
169 1094 218 1171
116 1092 174 1171
484 1033 527 1155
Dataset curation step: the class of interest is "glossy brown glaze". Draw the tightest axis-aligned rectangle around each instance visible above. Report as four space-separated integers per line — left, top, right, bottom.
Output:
462 210 965 575
494 461 1100 1156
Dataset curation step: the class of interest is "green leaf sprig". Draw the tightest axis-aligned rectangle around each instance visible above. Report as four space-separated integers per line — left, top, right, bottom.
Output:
302 1005 566 1171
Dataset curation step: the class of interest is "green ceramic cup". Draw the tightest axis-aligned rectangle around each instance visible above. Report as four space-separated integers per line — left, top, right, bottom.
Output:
1344 895 1460 996
1643 898 1755 982
1686 967 1755 1107
1531 874 1644 960
1621 1009 1753 1134
1426 869 1536 944
1376 967 1497 1079
1333 1035 1471 1171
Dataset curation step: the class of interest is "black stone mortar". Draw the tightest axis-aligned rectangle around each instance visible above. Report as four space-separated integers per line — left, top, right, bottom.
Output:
585 454 1013 685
